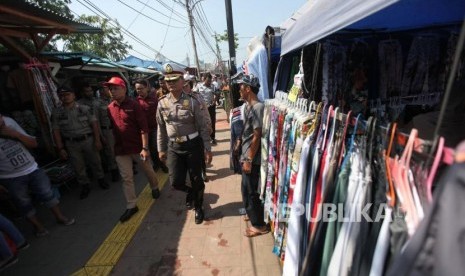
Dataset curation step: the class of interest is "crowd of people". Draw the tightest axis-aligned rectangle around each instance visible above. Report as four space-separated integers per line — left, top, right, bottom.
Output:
0 64 264 271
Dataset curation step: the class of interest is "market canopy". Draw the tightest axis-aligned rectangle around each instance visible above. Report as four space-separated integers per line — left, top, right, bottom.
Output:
117 55 163 71
41 52 160 74
281 0 465 56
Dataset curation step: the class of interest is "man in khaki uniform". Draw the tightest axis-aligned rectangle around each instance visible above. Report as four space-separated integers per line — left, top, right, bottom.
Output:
77 82 100 116
97 84 120 182
51 86 109 199
157 63 212 224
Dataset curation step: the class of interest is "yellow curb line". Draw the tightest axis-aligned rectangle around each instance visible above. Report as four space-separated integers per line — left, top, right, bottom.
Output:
71 173 169 276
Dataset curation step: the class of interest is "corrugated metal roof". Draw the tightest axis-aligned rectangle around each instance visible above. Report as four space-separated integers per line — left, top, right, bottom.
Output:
0 0 102 35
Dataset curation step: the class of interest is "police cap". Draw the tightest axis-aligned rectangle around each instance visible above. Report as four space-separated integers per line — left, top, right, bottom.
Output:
163 63 186 81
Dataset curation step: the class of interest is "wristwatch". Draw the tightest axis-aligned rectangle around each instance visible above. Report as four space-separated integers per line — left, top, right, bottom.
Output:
142 147 149 151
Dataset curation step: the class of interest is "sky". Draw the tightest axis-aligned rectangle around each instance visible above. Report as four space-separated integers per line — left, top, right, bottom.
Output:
67 0 307 66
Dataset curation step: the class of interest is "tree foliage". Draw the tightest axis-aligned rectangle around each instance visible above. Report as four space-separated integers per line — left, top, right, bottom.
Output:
59 15 132 61
30 0 132 61
215 30 239 50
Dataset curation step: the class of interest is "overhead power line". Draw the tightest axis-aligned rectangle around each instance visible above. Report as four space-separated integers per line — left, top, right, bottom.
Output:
116 0 184 28
155 0 188 22
75 0 169 61
134 0 188 25
127 0 150 30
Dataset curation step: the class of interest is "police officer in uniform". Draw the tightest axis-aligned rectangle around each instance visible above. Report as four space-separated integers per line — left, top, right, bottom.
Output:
157 63 213 224
51 86 109 199
97 83 120 182
77 82 100 116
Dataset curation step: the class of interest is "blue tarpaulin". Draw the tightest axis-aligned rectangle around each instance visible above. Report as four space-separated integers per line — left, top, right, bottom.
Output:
117 55 163 70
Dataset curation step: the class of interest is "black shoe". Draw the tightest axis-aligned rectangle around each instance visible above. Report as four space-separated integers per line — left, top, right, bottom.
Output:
80 185 91 199
151 188 160 199
120 206 139 222
111 169 121 182
160 163 169 173
194 208 204 224
202 171 209 182
186 192 194 210
17 242 30 251
0 256 18 272
98 178 110 190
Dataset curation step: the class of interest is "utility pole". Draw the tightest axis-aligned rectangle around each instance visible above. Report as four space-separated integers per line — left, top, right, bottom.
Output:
224 0 236 76
185 0 202 79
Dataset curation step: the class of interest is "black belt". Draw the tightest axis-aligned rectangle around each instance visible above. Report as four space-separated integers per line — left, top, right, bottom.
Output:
101 126 112 130
64 133 92 142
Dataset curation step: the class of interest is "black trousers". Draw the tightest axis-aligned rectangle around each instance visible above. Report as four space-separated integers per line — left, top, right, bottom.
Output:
167 136 205 208
208 105 216 140
241 164 265 227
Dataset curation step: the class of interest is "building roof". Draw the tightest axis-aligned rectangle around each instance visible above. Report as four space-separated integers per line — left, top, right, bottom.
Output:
42 51 160 74
0 0 101 36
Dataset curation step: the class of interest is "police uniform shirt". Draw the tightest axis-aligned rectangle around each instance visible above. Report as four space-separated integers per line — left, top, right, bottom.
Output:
156 91 211 153
196 83 216 106
98 97 112 129
77 98 100 116
51 104 96 138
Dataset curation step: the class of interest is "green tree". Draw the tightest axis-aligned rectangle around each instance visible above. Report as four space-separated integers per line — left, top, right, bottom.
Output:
215 30 239 50
30 0 132 61
60 15 132 61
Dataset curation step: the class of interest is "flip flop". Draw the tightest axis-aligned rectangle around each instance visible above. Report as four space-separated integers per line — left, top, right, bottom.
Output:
243 215 250 221
244 227 270 238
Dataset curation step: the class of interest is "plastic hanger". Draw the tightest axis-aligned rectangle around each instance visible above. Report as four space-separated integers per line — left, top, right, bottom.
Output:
385 123 397 207
425 136 444 203
337 110 352 168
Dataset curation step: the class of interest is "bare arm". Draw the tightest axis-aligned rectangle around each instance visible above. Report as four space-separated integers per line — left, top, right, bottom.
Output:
1 126 38 149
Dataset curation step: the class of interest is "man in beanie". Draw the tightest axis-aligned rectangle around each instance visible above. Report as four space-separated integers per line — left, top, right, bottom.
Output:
105 77 160 223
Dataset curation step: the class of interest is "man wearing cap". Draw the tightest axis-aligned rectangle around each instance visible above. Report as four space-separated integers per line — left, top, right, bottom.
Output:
157 63 213 224
237 74 268 237
51 86 109 200
105 77 160 223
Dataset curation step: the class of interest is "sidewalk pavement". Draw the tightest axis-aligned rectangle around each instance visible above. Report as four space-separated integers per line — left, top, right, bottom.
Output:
2 107 282 276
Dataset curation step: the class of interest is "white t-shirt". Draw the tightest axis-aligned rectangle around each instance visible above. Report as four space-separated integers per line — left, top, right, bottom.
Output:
0 116 38 178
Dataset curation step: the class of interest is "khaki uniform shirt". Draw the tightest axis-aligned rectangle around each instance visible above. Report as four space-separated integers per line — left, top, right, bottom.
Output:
98 97 112 128
51 103 96 138
156 91 211 152
77 98 100 116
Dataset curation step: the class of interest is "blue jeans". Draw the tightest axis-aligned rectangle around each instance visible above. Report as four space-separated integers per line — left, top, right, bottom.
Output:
0 169 59 218
0 214 25 260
